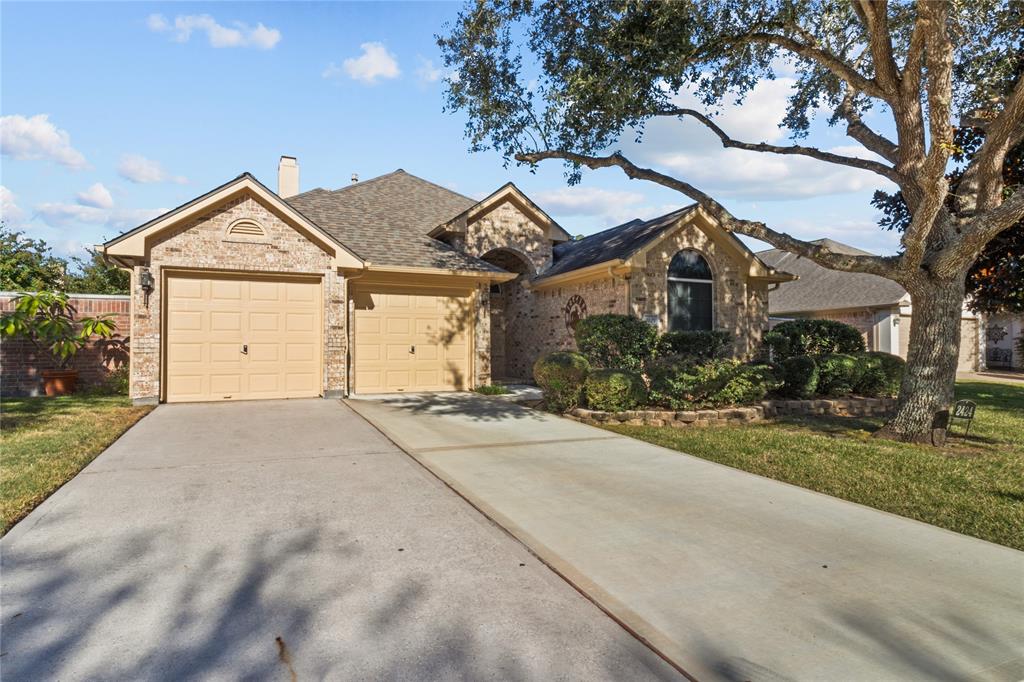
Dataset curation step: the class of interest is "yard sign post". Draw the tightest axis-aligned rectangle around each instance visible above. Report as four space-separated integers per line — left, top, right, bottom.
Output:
950 400 977 437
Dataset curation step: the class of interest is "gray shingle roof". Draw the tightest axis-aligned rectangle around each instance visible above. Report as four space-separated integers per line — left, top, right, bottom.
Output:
286 170 502 273
539 206 698 280
757 239 908 314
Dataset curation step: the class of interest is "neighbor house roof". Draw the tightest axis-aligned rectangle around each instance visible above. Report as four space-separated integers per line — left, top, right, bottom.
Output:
286 170 503 273
539 206 699 280
757 239 908 314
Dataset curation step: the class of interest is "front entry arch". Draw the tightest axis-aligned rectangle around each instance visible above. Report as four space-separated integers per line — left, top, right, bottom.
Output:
481 249 534 381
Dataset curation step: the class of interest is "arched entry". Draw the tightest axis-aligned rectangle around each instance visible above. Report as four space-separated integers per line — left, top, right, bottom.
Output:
481 248 534 381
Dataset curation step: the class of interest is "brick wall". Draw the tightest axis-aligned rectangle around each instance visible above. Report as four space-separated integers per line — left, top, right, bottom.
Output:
132 193 344 402
1 293 130 397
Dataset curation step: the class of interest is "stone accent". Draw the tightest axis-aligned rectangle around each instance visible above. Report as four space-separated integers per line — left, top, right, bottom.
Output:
130 193 344 402
463 202 553 275
0 293 130 397
628 221 768 359
568 396 897 427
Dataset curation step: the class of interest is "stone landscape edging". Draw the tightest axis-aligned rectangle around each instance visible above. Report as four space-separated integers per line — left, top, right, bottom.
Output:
567 396 898 428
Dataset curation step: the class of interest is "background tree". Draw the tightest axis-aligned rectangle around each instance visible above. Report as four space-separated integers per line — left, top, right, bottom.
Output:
66 249 130 295
440 0 1024 442
0 222 66 291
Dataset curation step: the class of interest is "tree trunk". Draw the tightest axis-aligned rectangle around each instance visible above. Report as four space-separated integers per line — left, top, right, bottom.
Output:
876 275 967 444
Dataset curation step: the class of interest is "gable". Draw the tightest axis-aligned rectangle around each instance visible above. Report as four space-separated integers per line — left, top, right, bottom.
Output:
463 200 554 274
101 174 362 269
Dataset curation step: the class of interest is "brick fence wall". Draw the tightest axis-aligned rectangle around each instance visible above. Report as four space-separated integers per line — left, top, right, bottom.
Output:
0 293 131 397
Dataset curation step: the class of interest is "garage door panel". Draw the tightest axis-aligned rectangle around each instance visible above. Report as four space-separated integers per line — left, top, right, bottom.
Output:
165 274 321 403
354 285 472 393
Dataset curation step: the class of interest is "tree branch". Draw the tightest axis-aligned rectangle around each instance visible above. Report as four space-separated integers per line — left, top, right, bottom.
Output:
934 187 1024 278
855 0 901 95
660 107 901 182
735 32 886 99
515 148 896 277
837 89 900 163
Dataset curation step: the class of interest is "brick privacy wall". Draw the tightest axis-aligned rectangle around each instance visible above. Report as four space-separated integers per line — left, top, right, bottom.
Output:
1 294 130 397
132 193 345 402
630 222 769 359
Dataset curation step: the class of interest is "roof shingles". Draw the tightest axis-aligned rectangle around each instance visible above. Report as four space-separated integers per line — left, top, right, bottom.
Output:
286 170 501 273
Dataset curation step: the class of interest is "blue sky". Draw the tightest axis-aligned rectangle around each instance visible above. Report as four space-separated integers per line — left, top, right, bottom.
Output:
1 2 902 262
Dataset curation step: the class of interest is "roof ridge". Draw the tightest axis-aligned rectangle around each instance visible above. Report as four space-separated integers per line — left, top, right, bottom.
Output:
329 169 406 196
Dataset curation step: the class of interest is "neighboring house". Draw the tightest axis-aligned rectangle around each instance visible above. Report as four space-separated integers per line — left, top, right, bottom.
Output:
100 157 794 404
982 313 1023 370
758 239 981 372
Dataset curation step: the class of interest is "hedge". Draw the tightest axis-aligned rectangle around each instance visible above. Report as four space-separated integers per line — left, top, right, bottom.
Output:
766 319 866 359
656 330 732 360
649 358 780 409
584 369 647 411
533 351 590 412
574 314 657 372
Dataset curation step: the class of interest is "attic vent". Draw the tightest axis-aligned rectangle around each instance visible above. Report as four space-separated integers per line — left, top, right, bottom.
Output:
227 219 266 237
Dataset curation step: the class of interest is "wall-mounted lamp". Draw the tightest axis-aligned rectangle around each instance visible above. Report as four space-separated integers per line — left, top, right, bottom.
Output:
138 267 155 294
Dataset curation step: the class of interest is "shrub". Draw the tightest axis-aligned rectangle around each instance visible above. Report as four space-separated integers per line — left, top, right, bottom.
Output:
766 319 866 359
533 351 590 412
584 369 647 411
761 331 791 361
854 352 906 397
656 330 732 360
474 384 510 395
649 357 780 409
815 353 863 396
574 314 657 371
779 355 819 398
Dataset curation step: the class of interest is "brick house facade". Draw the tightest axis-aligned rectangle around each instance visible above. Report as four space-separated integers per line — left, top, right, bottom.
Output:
96 163 793 404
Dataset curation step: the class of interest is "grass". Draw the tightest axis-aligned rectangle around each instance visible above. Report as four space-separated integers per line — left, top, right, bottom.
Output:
1 395 153 535
603 381 1024 550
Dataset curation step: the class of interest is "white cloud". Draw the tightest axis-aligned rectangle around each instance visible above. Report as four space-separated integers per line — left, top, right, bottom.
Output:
534 187 645 220
0 114 88 169
76 182 114 209
1 186 26 224
326 42 400 84
415 57 443 84
34 202 166 230
622 79 893 201
117 154 188 184
148 13 281 50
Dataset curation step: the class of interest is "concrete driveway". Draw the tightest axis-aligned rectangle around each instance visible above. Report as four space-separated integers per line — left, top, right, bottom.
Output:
348 393 1024 682
0 400 680 680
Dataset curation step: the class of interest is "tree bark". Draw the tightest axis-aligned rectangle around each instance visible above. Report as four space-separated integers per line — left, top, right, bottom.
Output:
876 275 967 444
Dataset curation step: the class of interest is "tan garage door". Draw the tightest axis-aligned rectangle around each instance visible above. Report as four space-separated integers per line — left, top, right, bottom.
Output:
165 273 322 402
353 286 472 393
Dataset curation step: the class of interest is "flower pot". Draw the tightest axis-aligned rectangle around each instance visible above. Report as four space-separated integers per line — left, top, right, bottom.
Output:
42 369 79 397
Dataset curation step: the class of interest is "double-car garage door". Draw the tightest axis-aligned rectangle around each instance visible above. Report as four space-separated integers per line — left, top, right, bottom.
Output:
164 273 472 402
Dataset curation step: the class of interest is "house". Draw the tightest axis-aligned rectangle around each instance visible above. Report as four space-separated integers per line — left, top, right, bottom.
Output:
757 239 981 372
100 157 794 404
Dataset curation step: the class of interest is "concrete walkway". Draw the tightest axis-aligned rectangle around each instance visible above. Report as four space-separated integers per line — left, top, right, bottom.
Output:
348 393 1024 682
0 400 679 680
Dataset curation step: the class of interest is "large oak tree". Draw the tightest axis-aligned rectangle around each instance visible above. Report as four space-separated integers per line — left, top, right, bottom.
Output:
439 0 1024 442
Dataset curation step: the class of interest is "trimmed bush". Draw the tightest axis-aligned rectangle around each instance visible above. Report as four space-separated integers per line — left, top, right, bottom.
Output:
854 352 905 397
533 351 590 412
766 319 866 359
816 353 863 396
656 330 732 360
649 357 780 409
584 369 647 412
780 355 819 398
761 331 791 361
574 314 657 371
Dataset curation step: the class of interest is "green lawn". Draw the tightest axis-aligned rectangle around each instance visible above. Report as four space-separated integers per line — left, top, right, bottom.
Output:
603 381 1024 550
1 395 153 534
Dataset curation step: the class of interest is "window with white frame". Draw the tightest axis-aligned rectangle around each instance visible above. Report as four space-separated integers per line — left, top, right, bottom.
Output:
667 250 713 331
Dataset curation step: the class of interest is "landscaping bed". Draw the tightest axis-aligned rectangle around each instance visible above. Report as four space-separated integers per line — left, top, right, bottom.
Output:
1 395 153 534
602 381 1024 550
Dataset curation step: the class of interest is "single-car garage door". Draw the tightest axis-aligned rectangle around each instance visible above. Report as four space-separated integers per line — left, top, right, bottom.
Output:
353 285 472 393
165 273 322 402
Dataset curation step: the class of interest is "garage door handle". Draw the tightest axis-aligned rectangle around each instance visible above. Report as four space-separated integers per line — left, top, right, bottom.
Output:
410 345 415 354
242 344 248 355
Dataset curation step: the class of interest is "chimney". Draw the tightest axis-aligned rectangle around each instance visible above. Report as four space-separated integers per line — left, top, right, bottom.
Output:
278 156 299 198
351 173 359 184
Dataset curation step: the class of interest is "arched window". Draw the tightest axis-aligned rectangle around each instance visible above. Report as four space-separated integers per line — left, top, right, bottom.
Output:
667 250 713 331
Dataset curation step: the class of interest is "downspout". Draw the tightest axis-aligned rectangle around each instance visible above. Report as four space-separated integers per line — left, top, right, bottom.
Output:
343 263 371 398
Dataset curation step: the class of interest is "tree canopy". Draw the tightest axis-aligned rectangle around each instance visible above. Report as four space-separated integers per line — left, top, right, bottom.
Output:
0 222 128 295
